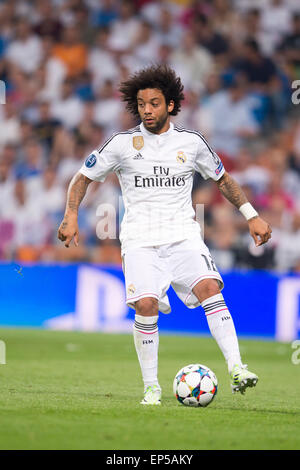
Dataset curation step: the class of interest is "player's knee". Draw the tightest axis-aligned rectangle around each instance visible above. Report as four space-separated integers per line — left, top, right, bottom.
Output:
193 278 220 303
135 297 158 316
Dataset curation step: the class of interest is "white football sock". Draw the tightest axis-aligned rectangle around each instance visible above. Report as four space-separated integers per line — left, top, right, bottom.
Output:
133 314 160 390
201 293 242 373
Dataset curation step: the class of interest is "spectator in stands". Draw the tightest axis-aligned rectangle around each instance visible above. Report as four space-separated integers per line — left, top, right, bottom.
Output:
0 101 21 151
36 35 66 102
52 25 88 79
34 0 63 41
192 13 229 57
27 166 65 217
155 6 183 48
132 20 160 67
212 0 241 39
56 133 83 186
141 0 182 29
88 27 119 94
0 4 13 59
170 30 215 92
207 203 239 271
234 38 287 129
196 75 259 159
240 9 266 54
107 0 140 54
0 156 14 202
1 178 50 253
34 99 62 154
230 148 271 197
275 212 300 272
50 78 84 130
157 42 174 66
92 0 118 28
93 79 123 134
72 3 95 45
5 17 42 74
290 120 300 183
259 0 292 55
235 39 278 92
74 70 95 102
279 13 300 77
15 138 45 180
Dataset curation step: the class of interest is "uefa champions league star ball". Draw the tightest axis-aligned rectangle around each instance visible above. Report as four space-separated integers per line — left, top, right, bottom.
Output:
173 364 218 407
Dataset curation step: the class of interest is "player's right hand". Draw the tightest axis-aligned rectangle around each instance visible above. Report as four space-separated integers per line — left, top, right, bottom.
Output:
248 216 272 247
57 215 79 248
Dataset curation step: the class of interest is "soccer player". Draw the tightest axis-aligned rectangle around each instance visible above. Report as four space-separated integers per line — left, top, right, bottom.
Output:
58 65 272 405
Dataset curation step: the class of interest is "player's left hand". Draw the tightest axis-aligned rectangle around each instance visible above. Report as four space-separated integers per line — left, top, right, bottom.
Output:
248 216 272 246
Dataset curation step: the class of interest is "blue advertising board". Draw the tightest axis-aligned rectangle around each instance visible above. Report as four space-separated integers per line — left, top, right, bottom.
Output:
0 263 299 341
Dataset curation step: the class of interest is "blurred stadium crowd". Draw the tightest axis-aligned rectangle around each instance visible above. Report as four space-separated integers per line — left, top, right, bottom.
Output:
0 0 300 272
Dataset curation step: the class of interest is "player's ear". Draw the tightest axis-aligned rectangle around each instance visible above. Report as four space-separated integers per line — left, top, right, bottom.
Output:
167 100 174 114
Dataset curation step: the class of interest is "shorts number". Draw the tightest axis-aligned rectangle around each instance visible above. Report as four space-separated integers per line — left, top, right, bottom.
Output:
201 254 218 272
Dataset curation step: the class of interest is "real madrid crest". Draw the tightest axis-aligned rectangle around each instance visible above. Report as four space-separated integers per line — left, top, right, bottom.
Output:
133 136 144 151
127 284 136 295
176 151 187 164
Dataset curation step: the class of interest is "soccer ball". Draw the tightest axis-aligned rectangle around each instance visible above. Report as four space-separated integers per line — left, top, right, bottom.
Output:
173 363 218 407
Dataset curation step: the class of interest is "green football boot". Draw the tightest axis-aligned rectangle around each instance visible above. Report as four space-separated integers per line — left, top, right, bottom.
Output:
140 385 161 405
230 364 258 394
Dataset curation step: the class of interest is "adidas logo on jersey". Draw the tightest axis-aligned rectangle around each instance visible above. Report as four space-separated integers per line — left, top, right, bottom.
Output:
133 153 144 160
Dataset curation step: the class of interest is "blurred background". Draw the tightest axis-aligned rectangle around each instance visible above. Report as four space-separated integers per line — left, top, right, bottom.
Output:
0 0 300 340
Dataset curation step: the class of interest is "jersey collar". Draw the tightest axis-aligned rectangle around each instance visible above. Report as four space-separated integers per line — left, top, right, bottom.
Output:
140 121 174 137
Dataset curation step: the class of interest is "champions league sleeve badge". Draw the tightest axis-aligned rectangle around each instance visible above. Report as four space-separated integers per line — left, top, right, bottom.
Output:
85 153 97 168
215 162 224 175
211 151 223 175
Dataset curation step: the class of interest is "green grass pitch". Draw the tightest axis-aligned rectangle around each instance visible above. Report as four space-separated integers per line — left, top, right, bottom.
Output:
0 328 299 450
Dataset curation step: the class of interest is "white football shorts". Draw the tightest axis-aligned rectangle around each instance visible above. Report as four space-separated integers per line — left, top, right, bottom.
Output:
122 237 224 314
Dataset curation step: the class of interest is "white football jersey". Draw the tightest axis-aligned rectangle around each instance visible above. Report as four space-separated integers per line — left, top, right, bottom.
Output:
79 122 225 253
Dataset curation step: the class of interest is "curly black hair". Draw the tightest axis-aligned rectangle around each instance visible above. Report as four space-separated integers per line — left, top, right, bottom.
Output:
119 64 185 118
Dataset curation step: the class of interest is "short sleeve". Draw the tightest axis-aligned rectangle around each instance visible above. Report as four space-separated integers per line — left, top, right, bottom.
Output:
194 136 225 181
79 134 121 182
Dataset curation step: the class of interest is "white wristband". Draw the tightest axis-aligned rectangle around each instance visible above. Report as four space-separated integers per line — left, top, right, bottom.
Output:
239 202 258 221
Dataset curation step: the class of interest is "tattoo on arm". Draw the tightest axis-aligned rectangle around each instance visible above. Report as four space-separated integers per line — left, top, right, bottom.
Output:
215 172 248 209
66 172 92 215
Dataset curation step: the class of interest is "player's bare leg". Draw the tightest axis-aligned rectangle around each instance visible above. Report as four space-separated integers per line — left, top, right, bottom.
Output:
133 297 161 405
193 279 258 394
